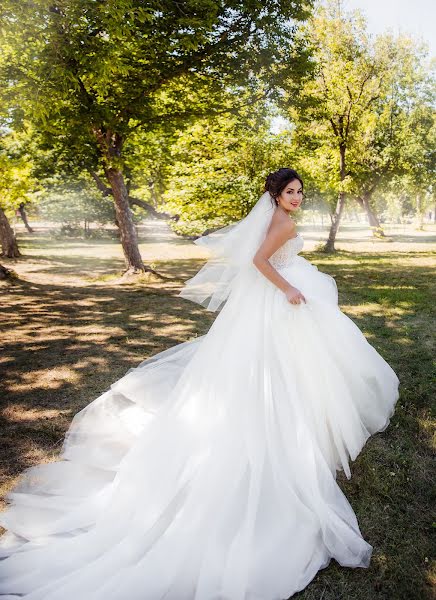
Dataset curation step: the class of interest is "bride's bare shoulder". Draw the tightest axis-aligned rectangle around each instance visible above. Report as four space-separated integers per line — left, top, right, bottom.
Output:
267 210 296 238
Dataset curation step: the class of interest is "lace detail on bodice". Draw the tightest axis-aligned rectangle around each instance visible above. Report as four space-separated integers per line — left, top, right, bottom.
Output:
269 233 304 269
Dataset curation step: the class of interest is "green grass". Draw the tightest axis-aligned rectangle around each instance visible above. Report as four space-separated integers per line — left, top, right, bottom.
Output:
293 250 435 600
0 237 435 600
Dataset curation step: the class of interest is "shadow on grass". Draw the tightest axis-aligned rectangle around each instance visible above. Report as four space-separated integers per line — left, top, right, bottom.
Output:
7 239 203 280
0 274 214 479
14 253 126 276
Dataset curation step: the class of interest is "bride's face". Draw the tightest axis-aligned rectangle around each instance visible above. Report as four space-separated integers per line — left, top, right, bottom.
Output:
277 179 304 213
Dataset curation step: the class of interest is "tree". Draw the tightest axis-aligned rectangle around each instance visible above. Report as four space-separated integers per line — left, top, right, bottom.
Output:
349 34 435 236
1 0 313 273
158 90 302 236
0 130 37 257
37 180 116 237
277 1 395 250
17 203 34 233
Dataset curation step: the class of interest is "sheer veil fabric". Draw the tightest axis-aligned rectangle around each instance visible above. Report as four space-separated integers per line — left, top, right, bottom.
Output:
178 190 275 311
0 191 400 599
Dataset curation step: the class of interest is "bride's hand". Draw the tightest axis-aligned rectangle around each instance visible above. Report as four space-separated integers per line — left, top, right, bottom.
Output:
285 285 306 305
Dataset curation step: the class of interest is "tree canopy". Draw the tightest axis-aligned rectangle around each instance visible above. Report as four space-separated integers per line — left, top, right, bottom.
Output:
0 0 315 270
0 0 434 267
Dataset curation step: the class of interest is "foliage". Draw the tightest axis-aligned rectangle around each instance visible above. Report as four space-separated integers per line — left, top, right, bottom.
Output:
0 0 434 238
160 98 299 235
0 128 38 214
0 0 316 268
276 2 385 200
348 34 436 210
276 1 435 215
0 0 314 171
37 182 115 235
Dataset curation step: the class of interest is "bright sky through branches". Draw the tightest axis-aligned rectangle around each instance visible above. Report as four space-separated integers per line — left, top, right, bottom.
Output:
271 1 435 133
344 0 435 56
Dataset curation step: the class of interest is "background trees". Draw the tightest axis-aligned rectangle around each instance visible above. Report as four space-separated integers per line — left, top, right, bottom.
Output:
0 0 313 271
349 34 436 236
0 0 434 265
275 1 435 251
160 92 295 236
0 129 37 258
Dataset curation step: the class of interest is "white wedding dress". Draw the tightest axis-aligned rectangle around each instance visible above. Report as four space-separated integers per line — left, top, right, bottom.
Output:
0 195 399 600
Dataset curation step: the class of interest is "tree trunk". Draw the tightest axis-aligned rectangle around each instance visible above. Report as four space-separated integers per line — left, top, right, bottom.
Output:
93 128 162 276
324 192 346 252
415 194 425 230
18 203 34 233
356 194 385 237
324 143 347 252
105 167 156 275
0 262 11 279
0 207 21 258
89 170 173 219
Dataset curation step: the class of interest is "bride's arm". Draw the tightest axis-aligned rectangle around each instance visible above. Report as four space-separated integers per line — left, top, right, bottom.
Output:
252 218 306 304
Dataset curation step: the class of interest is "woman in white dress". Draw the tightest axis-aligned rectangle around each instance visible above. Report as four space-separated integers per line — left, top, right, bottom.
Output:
0 168 399 600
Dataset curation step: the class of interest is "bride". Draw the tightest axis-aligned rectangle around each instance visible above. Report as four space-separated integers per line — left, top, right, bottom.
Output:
0 168 399 600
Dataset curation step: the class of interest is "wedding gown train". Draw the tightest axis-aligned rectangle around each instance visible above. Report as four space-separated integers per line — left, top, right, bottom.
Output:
0 229 400 599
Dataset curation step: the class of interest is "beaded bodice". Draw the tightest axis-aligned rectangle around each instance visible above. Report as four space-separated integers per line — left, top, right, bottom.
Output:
269 233 304 269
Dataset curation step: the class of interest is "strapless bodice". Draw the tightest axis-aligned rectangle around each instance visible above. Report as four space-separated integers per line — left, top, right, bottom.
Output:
269 233 304 269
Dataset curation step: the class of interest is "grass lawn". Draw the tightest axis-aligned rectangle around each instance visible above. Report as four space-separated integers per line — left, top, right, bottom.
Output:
0 222 435 599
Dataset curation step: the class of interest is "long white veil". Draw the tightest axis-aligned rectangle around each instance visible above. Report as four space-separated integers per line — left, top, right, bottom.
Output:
178 191 275 311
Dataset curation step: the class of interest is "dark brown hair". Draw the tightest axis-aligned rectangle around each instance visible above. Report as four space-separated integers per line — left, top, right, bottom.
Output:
264 168 304 206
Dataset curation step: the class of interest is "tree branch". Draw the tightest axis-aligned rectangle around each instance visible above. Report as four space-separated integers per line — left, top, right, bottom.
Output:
130 87 272 131
329 117 339 138
88 170 175 219
118 14 255 119
129 196 174 220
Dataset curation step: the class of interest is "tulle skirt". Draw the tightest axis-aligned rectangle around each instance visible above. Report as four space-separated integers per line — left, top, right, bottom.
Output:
0 256 399 600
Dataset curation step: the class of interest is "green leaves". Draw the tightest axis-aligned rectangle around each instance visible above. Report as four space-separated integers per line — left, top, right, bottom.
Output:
276 0 435 213
0 127 39 213
37 181 115 231
158 98 288 234
0 0 314 183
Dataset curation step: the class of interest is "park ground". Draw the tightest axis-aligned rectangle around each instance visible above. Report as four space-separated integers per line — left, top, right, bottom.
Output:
0 219 435 600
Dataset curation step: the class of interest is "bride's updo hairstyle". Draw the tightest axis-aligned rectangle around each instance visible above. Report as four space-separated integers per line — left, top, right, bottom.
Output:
264 168 304 207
